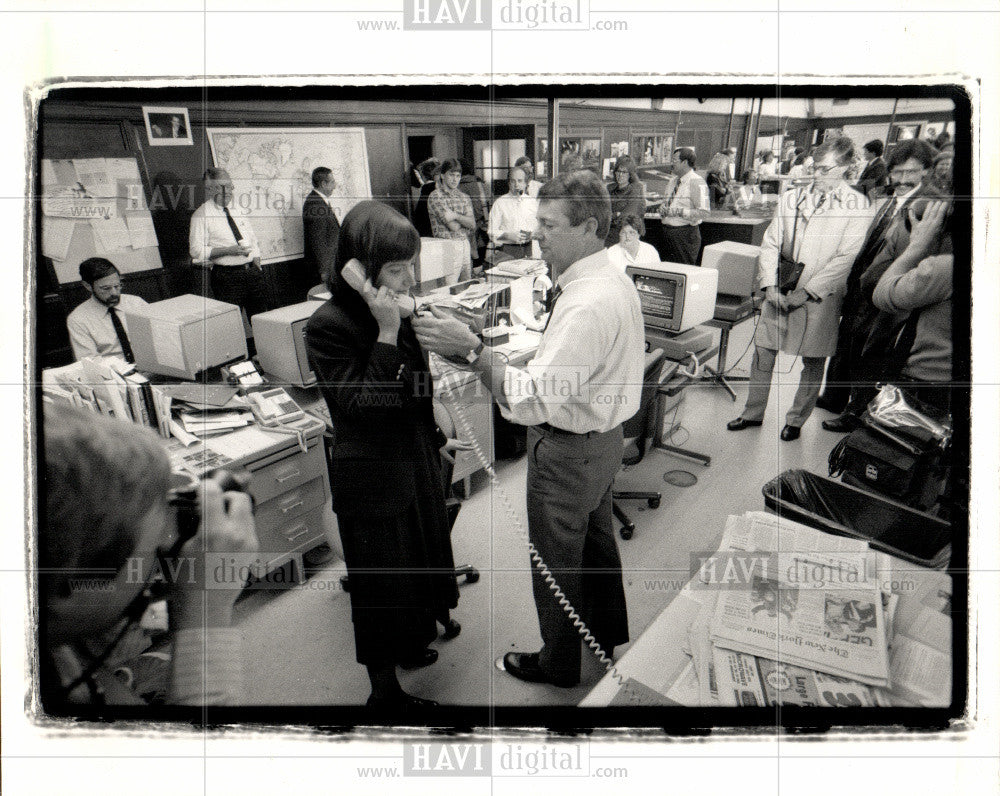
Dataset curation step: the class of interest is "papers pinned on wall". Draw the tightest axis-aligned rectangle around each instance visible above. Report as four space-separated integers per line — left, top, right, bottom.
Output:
125 214 159 249
41 218 75 261
90 216 131 252
72 158 118 198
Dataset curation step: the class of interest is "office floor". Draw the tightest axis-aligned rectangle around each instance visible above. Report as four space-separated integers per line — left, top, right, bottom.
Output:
235 325 835 708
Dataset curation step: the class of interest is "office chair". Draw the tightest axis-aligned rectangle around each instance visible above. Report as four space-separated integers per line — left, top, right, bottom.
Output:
335 400 480 592
612 348 666 540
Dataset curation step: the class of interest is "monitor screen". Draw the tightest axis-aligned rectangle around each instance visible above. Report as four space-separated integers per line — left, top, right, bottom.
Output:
634 272 678 323
627 262 716 334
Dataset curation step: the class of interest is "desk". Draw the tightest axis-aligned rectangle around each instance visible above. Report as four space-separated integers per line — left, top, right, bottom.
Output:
167 414 330 585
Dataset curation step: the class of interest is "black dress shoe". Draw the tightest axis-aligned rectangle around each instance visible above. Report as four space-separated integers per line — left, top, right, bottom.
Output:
780 424 801 441
399 648 438 670
439 618 461 641
727 417 763 431
366 692 439 709
501 652 579 687
821 414 860 433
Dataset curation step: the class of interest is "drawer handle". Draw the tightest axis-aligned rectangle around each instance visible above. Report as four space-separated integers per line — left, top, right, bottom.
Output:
275 469 301 483
286 524 311 541
280 500 305 515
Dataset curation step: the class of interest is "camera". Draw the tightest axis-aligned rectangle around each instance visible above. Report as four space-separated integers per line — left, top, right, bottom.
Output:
167 468 254 551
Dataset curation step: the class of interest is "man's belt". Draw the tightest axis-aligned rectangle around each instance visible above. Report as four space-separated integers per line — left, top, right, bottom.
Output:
537 422 600 439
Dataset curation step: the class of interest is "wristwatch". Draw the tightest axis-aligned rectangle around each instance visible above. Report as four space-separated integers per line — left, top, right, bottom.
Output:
465 341 485 364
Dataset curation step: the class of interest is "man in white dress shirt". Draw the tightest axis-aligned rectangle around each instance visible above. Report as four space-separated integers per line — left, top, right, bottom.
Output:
657 147 711 264
66 257 148 362
189 168 271 321
413 170 645 687
488 166 540 261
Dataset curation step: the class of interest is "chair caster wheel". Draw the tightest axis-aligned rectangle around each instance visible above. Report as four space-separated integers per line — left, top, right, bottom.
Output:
619 525 634 540
648 496 661 509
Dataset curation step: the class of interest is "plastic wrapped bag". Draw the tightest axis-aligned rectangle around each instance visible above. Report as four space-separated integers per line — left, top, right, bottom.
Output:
866 384 951 449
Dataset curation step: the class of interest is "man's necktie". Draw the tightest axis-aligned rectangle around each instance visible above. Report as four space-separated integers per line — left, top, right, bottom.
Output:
664 177 681 212
222 207 244 245
542 285 563 333
872 195 898 240
108 307 135 363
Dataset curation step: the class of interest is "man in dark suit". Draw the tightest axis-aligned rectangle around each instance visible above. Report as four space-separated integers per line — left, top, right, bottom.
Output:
300 166 341 299
855 139 889 199
819 138 943 428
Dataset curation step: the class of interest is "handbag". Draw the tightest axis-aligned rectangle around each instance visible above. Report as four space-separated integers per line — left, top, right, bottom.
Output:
776 191 809 294
777 254 805 295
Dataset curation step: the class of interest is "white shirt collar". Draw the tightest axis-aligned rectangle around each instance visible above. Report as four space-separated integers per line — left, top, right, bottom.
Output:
556 247 610 289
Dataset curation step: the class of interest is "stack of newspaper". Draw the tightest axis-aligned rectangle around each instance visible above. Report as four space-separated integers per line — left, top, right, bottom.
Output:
605 511 952 709
709 512 891 690
684 512 895 707
672 511 953 708
484 258 548 282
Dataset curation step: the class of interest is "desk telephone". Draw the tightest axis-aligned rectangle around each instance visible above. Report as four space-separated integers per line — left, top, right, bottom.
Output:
247 387 305 426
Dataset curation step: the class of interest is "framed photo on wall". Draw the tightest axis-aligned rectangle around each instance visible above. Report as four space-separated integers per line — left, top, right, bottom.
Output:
142 106 193 146
580 138 602 170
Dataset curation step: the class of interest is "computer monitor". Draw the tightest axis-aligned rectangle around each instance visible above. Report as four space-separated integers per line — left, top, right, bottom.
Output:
701 241 760 298
417 237 465 286
124 294 247 380
626 261 718 334
250 301 322 387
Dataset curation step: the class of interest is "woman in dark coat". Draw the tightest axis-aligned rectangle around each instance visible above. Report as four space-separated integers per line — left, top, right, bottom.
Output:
605 155 647 247
305 200 465 709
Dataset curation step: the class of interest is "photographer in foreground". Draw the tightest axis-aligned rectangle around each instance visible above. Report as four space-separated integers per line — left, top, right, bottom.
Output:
41 407 258 707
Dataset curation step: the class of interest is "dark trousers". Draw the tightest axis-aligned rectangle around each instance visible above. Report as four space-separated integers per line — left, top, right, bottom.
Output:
660 224 701 265
525 424 629 682
210 263 271 320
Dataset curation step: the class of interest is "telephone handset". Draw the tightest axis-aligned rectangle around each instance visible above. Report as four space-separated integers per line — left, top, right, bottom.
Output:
342 259 417 318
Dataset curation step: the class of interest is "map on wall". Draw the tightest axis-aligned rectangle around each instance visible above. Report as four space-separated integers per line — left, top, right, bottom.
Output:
207 127 371 264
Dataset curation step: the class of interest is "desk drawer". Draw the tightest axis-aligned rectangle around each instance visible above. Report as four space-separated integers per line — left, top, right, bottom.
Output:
254 475 327 534
249 443 325 505
255 504 327 565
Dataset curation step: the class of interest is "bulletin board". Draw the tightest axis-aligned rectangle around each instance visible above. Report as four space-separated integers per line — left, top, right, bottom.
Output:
41 157 163 284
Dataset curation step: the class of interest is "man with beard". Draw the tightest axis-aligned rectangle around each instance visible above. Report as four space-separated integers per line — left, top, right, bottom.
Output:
819 138 945 430
66 257 148 362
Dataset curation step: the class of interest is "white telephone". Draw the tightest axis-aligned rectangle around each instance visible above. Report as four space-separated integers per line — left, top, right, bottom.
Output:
342 258 417 318
247 387 304 426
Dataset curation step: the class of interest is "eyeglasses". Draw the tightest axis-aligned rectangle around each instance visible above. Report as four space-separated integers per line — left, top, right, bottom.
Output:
891 167 926 178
